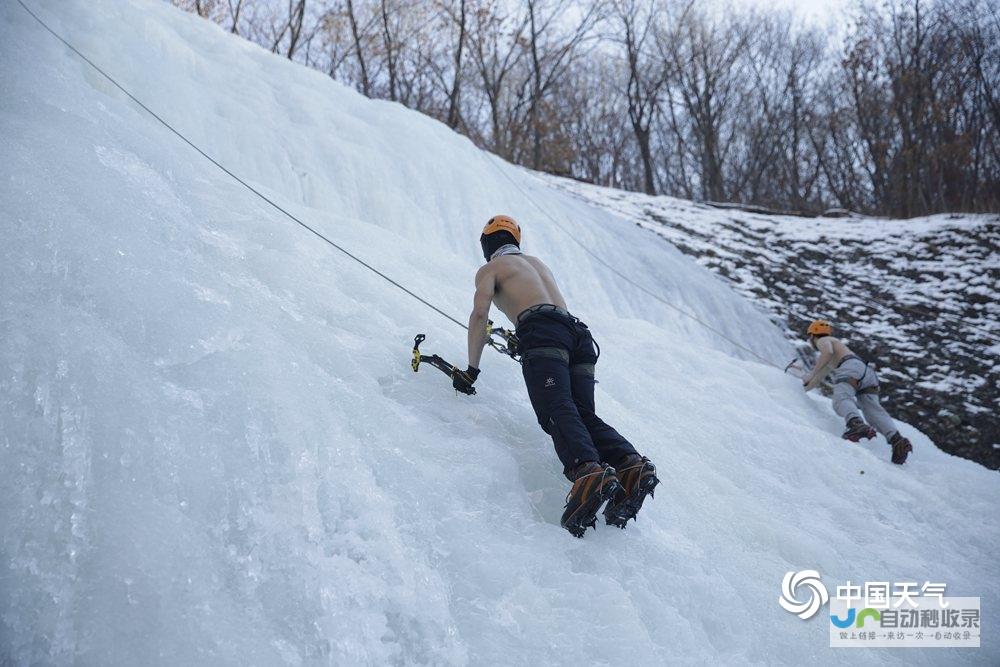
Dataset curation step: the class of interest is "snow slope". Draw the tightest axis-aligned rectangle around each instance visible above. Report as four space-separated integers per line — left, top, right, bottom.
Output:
545 176 1000 469
1 0 997 664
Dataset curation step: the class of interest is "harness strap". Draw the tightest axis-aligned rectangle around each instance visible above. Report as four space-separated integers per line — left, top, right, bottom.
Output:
522 346 570 363
836 354 863 368
516 303 574 324
833 355 878 394
835 376 879 395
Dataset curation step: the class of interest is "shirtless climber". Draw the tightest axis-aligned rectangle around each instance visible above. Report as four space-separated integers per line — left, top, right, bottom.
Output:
802 319 912 464
451 215 660 537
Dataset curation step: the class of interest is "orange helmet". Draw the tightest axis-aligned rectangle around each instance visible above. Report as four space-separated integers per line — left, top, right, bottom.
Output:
807 319 832 337
480 215 521 260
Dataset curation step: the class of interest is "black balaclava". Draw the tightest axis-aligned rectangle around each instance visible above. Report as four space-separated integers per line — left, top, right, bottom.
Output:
480 230 519 261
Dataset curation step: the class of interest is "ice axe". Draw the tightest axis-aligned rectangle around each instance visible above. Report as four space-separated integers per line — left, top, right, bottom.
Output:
410 334 474 394
410 321 520 394
784 356 835 393
784 357 812 384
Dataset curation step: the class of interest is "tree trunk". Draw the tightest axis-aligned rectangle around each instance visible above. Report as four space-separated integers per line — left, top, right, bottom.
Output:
528 0 543 170
346 0 371 97
446 0 467 129
286 0 307 60
380 0 398 101
228 0 244 34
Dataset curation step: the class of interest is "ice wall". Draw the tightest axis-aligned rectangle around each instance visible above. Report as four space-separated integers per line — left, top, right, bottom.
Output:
1 1 997 664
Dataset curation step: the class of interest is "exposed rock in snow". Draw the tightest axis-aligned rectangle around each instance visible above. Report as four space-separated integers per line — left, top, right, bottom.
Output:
545 176 1000 469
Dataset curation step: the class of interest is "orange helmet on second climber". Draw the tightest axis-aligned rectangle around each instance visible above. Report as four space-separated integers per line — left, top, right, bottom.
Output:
807 319 833 336
480 215 521 261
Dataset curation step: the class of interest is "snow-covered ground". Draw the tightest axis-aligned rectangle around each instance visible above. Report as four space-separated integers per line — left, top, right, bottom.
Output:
544 177 1000 469
1 0 997 664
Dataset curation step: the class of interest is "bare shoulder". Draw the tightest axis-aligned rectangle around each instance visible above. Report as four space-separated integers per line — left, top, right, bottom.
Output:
816 335 836 351
826 335 848 348
829 336 853 354
474 262 495 285
522 254 550 272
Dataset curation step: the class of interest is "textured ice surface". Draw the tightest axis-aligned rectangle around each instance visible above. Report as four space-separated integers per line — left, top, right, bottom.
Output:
545 174 1000 464
1 1 997 664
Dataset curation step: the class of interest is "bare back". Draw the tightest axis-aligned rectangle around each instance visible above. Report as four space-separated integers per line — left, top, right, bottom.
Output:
479 254 566 323
803 334 857 390
816 335 855 366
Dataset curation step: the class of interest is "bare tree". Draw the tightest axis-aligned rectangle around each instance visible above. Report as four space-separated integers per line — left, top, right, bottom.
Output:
443 0 467 128
378 0 400 100
523 0 602 169
172 0 999 216
468 2 530 157
345 0 372 95
256 0 309 58
228 0 246 33
285 0 308 58
661 9 751 201
617 0 669 194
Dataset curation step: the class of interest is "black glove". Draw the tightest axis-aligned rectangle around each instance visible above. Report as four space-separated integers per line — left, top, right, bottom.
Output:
452 365 480 395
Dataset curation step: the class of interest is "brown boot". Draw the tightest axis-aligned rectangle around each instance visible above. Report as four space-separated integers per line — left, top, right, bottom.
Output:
560 462 623 538
889 432 912 464
603 455 659 529
843 417 876 442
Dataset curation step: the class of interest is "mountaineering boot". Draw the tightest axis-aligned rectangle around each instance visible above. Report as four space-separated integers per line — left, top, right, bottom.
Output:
888 432 913 465
842 417 876 442
604 455 660 529
561 462 623 538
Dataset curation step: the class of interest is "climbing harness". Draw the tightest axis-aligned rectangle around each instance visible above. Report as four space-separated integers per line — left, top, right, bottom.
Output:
832 356 881 395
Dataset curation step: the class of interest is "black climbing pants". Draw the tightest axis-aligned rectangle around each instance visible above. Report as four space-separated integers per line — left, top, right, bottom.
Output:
515 306 638 479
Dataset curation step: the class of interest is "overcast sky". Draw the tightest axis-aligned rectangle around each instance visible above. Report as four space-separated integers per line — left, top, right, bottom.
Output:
732 0 853 26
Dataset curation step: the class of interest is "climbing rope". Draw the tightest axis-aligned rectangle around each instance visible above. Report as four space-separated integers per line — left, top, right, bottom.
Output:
15 0 468 332
16 0 808 375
